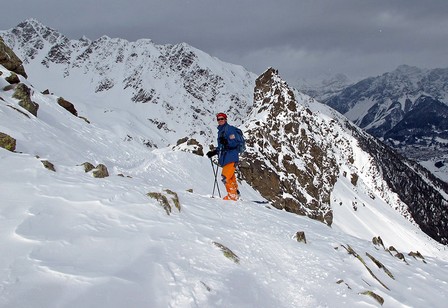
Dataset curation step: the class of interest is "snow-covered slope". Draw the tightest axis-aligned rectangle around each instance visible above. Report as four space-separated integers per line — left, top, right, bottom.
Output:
1 65 447 306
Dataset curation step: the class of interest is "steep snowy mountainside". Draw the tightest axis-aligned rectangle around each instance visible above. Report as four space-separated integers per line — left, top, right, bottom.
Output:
0 67 148 169
1 19 257 148
239 68 448 245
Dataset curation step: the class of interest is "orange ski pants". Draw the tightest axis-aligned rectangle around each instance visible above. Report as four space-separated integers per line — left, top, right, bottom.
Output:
221 162 238 200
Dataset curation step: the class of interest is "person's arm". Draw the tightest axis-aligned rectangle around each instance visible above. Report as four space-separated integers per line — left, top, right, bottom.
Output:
225 127 239 149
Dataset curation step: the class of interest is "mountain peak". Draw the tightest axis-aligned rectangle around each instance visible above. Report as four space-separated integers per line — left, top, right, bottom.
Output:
14 18 63 40
243 69 336 224
394 64 423 75
254 67 295 113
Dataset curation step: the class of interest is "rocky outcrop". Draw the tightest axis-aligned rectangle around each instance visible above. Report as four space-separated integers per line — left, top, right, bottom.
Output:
0 132 16 151
92 164 109 178
0 36 27 78
41 160 56 172
5 72 20 84
57 97 78 116
239 68 448 245
12 83 39 116
173 137 204 156
239 68 338 225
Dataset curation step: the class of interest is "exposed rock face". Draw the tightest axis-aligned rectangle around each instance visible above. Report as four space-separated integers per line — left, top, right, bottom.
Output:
239 68 448 244
0 36 27 78
239 68 338 225
81 162 95 172
41 160 56 172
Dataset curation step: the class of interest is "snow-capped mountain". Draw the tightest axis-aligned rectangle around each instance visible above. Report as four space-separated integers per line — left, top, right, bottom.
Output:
1 20 448 307
296 73 352 102
324 65 448 172
1 19 257 149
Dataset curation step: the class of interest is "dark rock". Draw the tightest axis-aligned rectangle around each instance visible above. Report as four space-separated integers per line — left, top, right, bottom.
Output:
57 97 78 116
173 137 204 156
0 132 16 151
92 164 109 178
41 160 56 172
12 83 39 116
435 161 444 168
295 231 307 243
81 162 95 172
5 73 20 84
0 36 27 78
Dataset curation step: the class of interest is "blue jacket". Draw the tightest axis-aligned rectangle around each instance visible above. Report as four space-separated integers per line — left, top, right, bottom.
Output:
217 123 240 166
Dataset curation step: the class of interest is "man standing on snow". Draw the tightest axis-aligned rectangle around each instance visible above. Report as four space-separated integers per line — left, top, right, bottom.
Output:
206 113 240 201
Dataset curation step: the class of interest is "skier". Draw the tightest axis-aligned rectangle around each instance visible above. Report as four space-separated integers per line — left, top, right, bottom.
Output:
206 113 241 201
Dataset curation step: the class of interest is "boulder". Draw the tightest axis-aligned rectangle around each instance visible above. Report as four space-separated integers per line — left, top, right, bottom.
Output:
0 132 16 151
92 164 109 178
57 97 78 116
12 83 39 116
0 36 28 78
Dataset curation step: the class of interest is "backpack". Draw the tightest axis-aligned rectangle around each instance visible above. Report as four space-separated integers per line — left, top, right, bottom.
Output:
234 127 246 154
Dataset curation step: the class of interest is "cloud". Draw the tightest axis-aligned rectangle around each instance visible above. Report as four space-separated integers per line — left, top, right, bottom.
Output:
1 0 447 83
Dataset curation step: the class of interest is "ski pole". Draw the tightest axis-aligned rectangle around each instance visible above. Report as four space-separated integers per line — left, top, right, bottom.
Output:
210 158 221 198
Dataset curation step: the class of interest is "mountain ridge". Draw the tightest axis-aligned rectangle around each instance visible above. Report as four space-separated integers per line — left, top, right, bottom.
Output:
1 19 257 149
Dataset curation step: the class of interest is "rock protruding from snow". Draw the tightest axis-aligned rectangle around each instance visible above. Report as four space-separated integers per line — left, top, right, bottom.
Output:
0 36 27 78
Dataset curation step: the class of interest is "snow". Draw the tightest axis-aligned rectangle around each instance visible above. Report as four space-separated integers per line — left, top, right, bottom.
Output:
1 54 448 306
419 158 448 183
1 147 448 308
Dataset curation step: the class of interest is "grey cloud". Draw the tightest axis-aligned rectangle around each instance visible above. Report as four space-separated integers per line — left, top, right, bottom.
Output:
1 0 447 83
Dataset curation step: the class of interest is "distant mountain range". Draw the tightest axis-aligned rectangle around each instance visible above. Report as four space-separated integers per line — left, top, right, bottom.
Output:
297 73 352 103
302 65 448 171
1 19 447 245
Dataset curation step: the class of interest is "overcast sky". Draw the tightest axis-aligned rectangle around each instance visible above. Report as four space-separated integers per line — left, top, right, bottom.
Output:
2 0 448 85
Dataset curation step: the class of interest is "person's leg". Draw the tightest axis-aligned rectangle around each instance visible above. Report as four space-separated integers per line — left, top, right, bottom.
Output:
221 163 238 200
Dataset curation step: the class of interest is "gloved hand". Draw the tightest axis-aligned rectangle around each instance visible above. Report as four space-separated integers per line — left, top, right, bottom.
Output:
219 136 228 146
206 149 217 158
